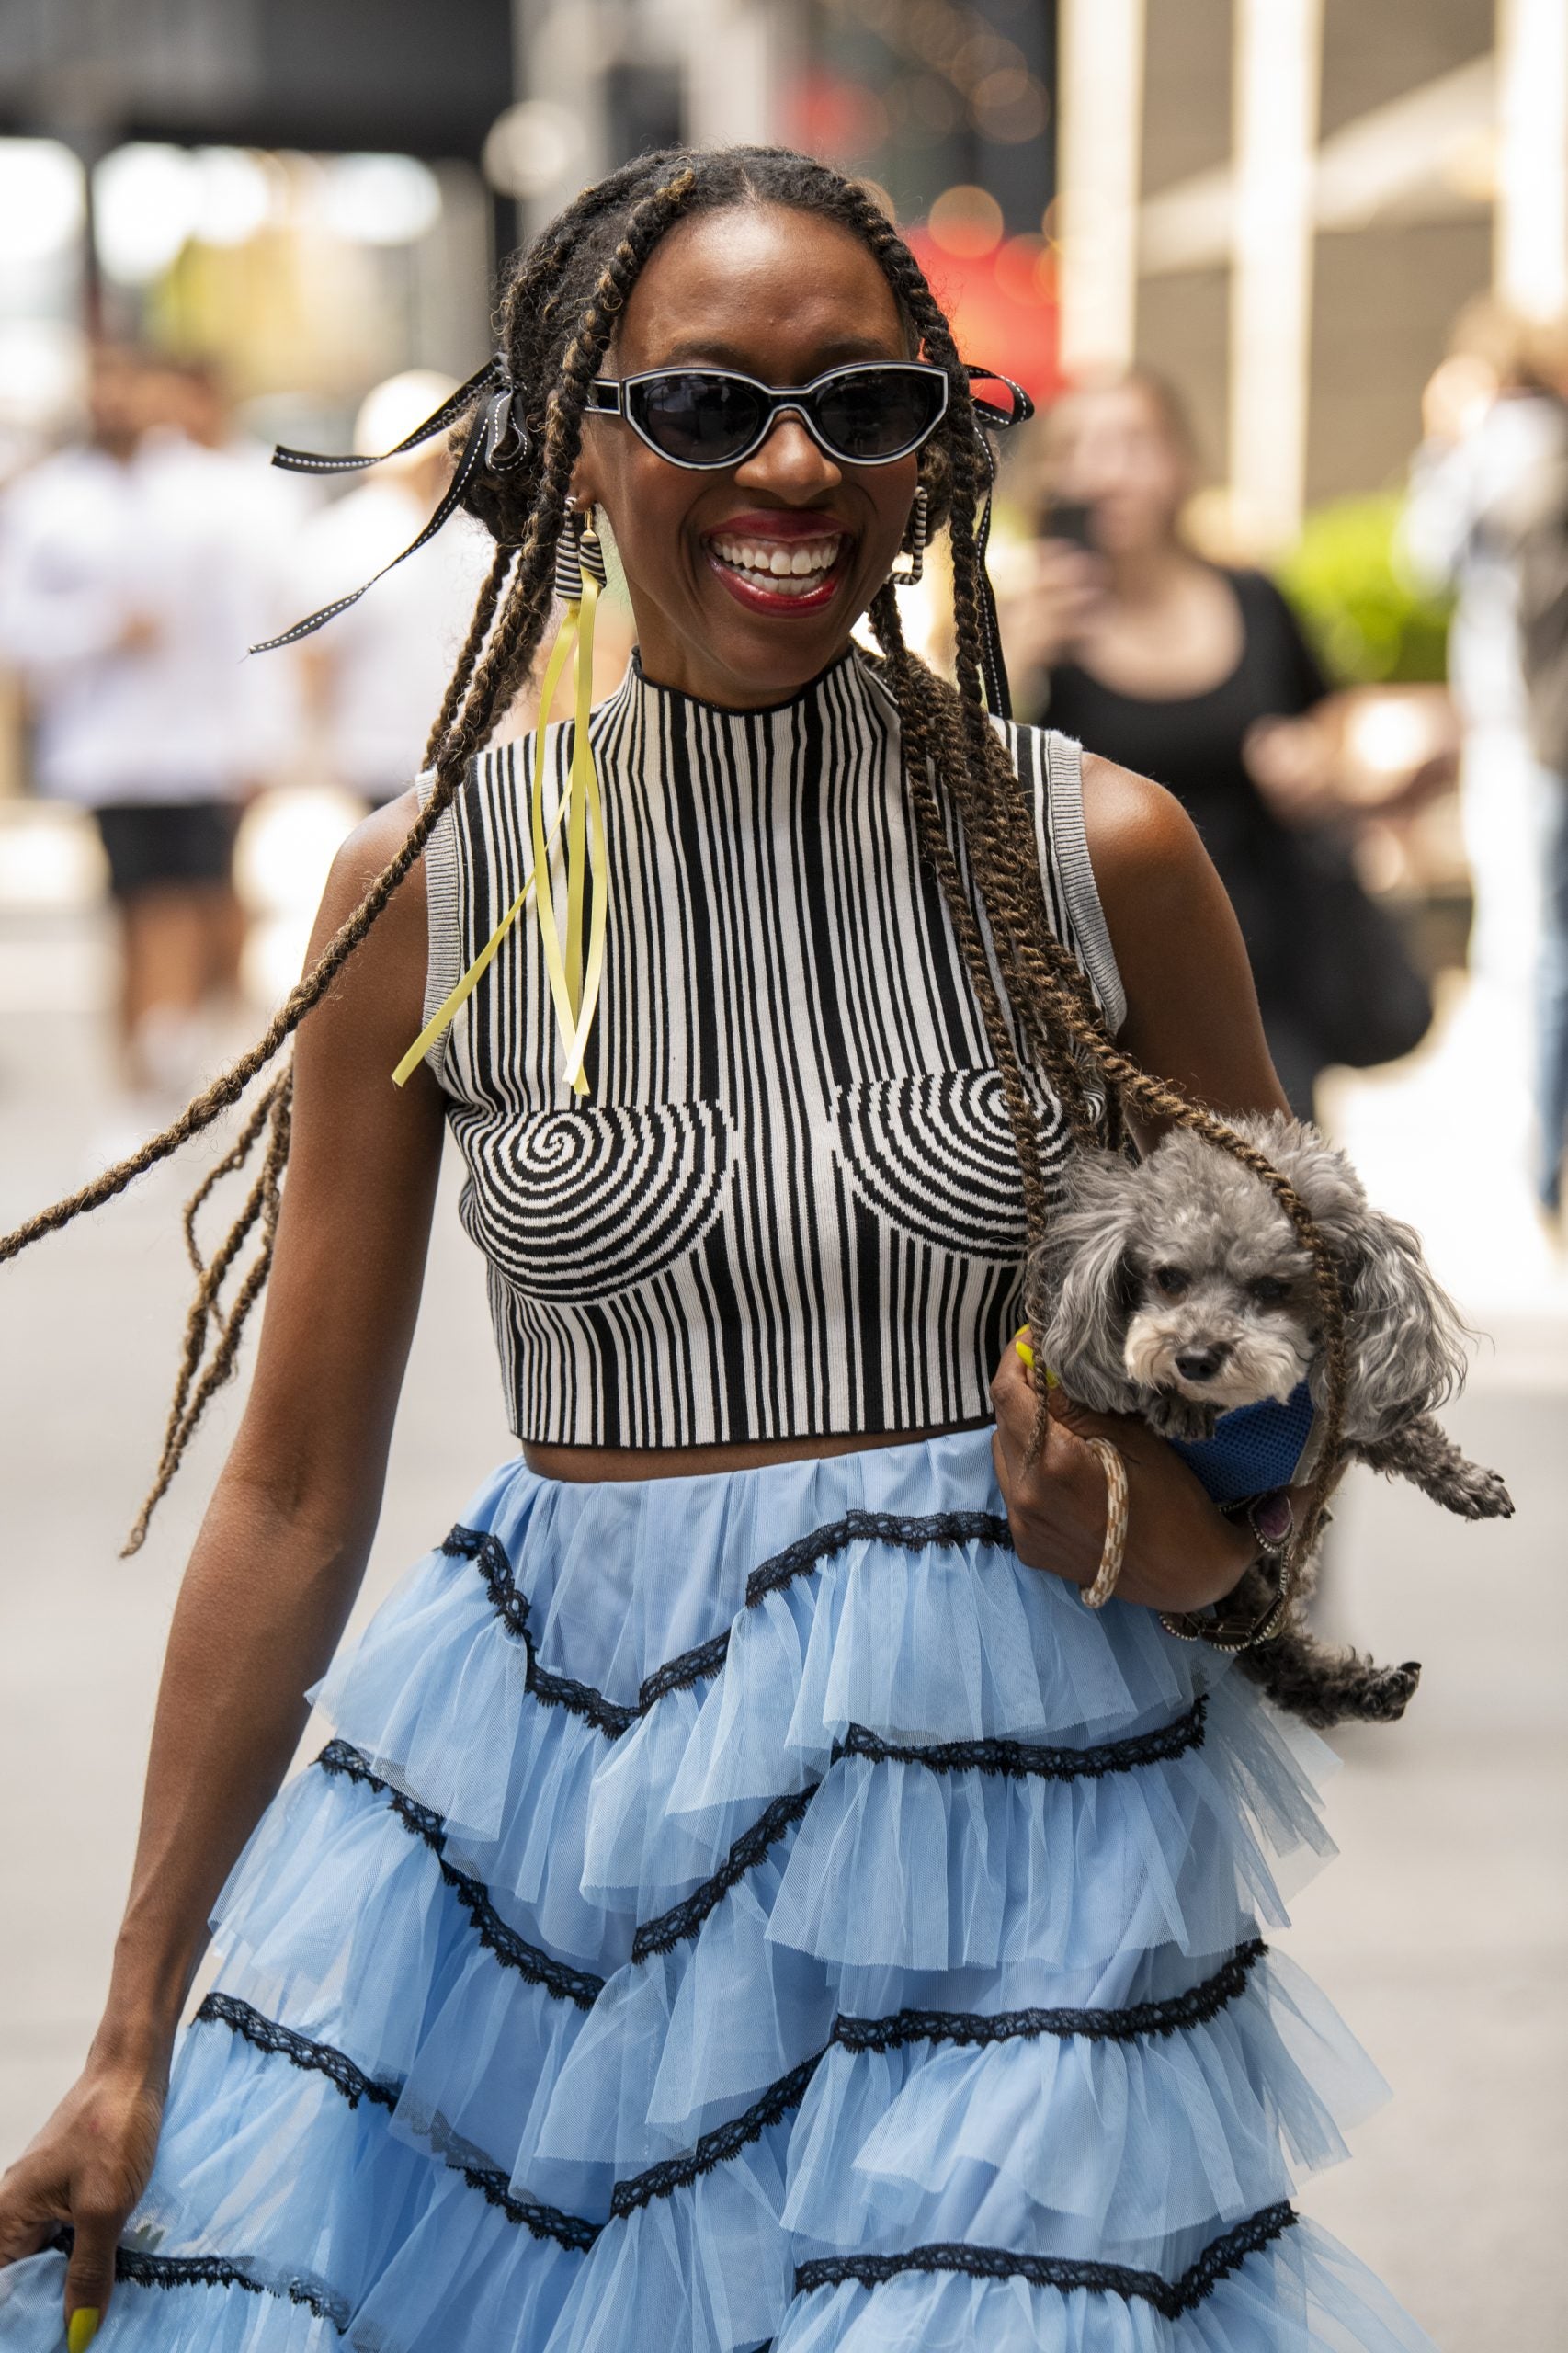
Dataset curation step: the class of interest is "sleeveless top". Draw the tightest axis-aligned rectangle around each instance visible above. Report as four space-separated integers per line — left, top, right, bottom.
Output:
420 649 1124 1449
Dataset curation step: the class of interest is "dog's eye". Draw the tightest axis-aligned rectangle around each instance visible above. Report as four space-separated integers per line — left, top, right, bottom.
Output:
1152 1265 1189 1299
1249 1275 1290 1305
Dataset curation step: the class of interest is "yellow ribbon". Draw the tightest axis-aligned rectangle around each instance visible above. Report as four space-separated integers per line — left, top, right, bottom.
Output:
561 569 608 1090
528 607 586 1090
392 568 608 1095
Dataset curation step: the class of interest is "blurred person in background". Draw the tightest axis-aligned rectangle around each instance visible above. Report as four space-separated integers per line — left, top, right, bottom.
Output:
0 346 292 1148
290 370 497 807
1003 371 1431 1119
1403 302 1568 1222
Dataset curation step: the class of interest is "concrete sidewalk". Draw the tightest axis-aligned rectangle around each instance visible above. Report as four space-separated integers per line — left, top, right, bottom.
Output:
1 953 1563 2350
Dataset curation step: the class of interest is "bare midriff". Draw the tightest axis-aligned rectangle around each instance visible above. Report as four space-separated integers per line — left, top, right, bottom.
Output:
524 1417 991 1484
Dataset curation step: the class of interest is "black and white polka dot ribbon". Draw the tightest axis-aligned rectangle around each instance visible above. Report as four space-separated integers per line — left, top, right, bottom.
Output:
250 358 529 654
965 365 1034 723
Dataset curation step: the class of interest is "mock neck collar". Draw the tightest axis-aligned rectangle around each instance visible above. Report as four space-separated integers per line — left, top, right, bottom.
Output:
619 642 876 724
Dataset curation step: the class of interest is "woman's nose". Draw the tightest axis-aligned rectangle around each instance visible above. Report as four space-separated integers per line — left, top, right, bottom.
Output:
733 414 842 498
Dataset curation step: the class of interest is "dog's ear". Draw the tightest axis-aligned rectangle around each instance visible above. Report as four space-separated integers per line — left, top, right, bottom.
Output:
1027 1151 1141 1411
1335 1207 1470 1433
1244 1117 1369 1263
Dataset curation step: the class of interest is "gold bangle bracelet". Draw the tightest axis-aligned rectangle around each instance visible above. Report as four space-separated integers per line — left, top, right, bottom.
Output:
1079 1435 1129 1609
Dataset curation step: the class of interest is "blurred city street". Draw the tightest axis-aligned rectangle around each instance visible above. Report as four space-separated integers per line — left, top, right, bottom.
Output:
1 910 1564 2353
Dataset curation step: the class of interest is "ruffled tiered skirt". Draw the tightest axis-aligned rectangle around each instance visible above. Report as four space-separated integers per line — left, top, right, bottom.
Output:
0 1431 1435 2349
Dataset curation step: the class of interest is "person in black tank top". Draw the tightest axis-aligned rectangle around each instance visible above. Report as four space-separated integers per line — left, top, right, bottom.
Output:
1005 372 1424 1114
1046 567 1329 1112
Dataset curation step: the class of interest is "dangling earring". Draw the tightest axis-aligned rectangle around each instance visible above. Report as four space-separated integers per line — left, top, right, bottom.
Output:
891 483 927 586
392 502 610 1097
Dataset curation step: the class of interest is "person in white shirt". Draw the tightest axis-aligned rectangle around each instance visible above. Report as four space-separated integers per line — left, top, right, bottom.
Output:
290 371 497 805
0 347 292 1108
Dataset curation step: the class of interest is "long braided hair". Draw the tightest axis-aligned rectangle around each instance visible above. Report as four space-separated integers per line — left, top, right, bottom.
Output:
0 144 1352 1662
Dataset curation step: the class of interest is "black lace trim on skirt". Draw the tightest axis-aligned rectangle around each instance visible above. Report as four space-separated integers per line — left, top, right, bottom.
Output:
124 1938 1279 2287
792 2200 1299 2320
441 1507 1015 1736
189 1990 601 2254
610 2054 822 2217
831 1694 1206 1780
628 1696 1208 1964
316 1667 1206 2006
632 1785 818 1962
834 1937 1268 2052
193 1992 400 2110
315 1739 606 2009
611 1936 1270 2217
48 2231 350 2330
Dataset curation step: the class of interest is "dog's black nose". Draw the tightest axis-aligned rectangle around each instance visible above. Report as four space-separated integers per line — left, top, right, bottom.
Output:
1175 1345 1229 1382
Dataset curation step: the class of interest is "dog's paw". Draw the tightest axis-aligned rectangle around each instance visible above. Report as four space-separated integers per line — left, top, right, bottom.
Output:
1447 1461 1515 1519
1146 1389 1220 1442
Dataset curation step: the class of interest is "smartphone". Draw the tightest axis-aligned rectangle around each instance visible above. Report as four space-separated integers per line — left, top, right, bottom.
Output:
1039 496 1097 551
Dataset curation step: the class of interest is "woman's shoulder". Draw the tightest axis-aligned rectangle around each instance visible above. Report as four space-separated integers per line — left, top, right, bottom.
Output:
1074 748 1236 1013
323 786 428 911
1076 748 1202 894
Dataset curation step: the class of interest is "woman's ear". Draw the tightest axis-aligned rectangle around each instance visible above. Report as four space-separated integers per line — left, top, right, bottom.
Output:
569 458 605 517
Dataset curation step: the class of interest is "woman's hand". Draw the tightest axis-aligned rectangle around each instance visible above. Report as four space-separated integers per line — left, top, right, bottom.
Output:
0 2044 168 2340
990 1343 1256 1615
997 537 1106 675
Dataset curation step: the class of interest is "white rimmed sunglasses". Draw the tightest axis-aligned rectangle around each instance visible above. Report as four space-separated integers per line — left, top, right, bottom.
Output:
583 360 952 470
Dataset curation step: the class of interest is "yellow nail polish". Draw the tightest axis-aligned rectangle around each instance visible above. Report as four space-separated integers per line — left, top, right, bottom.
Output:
67 2310 100 2352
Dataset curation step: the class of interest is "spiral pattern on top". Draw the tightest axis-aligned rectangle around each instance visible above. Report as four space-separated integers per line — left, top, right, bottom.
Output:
833 1073 1074 1263
458 1102 735 1301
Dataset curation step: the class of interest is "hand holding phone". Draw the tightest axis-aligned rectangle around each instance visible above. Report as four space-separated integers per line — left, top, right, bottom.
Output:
999 514 1105 671
1038 496 1098 553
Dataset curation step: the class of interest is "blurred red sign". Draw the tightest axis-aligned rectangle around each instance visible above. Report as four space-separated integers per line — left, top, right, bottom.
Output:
905 226 1061 405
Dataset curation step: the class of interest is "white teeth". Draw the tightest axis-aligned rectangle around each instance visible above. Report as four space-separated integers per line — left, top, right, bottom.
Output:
710 531 843 588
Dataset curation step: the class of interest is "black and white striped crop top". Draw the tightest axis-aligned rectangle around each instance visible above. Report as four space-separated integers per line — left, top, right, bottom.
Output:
419 649 1124 1449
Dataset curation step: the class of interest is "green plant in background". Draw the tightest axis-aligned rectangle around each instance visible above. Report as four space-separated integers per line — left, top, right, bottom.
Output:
1276 494 1452 686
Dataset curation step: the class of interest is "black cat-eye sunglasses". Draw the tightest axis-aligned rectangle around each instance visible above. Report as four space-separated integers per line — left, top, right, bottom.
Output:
583 361 1031 471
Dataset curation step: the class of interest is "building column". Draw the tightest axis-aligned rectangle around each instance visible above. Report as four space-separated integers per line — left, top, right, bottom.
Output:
508 0 611 240
1228 0 1323 551
1496 0 1568 321
684 0 804 151
1056 0 1145 374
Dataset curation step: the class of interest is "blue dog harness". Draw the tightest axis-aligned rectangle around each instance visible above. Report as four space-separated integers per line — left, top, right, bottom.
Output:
1165 1381 1316 1506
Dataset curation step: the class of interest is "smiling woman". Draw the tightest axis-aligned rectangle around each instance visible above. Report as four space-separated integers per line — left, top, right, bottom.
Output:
571 208 929 699
0 148 1434 2353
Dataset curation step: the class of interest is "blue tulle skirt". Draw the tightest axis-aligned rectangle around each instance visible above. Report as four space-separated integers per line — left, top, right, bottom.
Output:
0 1430 1436 2349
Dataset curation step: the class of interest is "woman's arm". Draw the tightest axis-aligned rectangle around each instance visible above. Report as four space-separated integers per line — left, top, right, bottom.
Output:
0 789 445 2333
991 756 1286 1608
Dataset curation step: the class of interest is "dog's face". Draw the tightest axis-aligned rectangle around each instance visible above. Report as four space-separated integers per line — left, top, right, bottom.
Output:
1032 1112 1469 1433
1119 1179 1316 1410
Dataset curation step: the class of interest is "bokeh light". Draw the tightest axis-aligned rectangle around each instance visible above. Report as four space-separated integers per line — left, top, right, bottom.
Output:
483 99 585 200
191 149 277 248
926 184 1005 259
320 153 443 247
0 141 85 268
94 144 199 285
